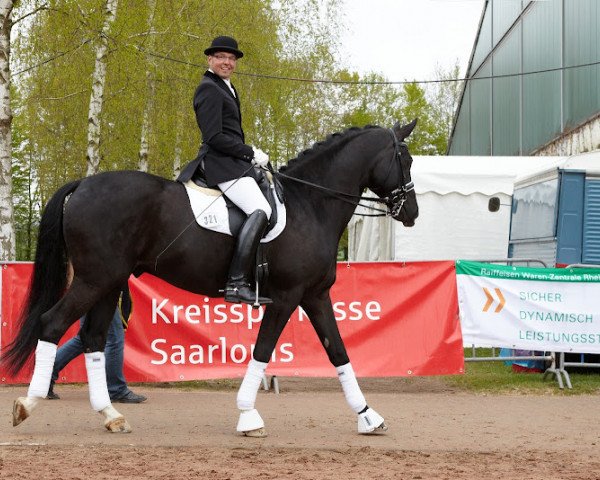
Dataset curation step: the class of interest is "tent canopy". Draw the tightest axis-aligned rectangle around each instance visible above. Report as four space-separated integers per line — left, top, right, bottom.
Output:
412 156 566 195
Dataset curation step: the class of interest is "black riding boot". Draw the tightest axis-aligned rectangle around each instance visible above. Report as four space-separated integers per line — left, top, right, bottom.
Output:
224 210 272 305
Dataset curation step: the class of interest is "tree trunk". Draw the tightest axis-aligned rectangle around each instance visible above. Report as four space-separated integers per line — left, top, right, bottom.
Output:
0 0 14 261
138 0 157 173
172 112 183 179
85 0 118 176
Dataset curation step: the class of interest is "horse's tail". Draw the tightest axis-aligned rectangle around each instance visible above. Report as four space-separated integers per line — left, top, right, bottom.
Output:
1 179 82 375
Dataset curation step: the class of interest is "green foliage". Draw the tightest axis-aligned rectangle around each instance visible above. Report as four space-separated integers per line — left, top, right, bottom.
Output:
430 61 464 144
398 82 447 155
11 86 40 261
10 0 461 257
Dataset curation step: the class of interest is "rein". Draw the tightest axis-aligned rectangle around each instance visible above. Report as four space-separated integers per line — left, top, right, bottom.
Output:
270 167 391 215
269 128 414 217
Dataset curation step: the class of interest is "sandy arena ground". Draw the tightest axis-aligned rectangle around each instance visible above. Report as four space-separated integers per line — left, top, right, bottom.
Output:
0 377 599 479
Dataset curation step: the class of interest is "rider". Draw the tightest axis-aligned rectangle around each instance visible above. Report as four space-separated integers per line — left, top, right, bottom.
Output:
177 35 272 306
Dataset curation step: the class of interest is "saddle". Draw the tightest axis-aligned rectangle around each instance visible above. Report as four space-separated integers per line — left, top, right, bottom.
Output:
189 166 283 236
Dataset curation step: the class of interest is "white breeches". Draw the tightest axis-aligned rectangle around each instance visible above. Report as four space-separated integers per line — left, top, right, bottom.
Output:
218 177 272 219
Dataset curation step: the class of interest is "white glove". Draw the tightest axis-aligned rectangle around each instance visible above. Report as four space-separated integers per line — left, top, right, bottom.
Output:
252 147 269 167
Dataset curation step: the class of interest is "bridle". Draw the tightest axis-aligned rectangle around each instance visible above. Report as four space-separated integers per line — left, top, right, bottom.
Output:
270 127 414 217
383 128 414 217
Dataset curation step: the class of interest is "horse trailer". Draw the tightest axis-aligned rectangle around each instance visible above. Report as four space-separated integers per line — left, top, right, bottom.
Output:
508 151 600 267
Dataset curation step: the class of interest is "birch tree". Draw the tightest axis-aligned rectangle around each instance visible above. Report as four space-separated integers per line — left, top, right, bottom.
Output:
86 0 118 176
137 0 156 172
0 0 14 260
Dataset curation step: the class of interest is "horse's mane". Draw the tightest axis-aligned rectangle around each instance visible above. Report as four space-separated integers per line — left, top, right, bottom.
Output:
280 125 381 173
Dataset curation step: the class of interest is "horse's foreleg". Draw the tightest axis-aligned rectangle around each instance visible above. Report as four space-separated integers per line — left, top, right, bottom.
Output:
236 296 301 437
336 362 387 434
301 293 388 434
12 340 57 426
236 358 268 436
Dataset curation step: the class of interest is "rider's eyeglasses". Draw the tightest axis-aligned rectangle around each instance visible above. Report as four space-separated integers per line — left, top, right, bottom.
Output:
212 54 237 62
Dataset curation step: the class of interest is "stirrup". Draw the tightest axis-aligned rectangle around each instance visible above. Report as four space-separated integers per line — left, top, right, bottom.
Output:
224 282 272 307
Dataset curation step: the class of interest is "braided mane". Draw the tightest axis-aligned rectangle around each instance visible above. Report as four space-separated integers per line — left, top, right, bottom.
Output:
281 125 381 172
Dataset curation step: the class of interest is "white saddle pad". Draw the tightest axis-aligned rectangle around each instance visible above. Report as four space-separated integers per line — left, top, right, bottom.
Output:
183 180 286 243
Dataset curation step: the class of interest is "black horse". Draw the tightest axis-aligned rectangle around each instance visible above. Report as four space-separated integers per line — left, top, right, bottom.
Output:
3 120 418 435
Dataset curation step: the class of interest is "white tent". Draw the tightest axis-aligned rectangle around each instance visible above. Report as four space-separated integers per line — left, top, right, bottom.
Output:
348 156 565 262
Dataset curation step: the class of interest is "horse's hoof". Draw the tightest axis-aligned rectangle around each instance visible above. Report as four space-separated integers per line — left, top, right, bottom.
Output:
359 421 388 435
12 397 30 426
372 421 388 433
358 407 388 434
236 408 265 436
242 427 267 438
104 416 132 433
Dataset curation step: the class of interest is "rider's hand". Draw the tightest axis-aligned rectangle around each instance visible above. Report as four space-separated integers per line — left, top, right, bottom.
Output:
252 147 269 167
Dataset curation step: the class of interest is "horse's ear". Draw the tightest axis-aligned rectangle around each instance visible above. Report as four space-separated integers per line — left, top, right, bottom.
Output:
394 118 418 141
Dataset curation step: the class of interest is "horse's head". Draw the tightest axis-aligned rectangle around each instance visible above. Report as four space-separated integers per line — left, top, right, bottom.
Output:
369 119 419 227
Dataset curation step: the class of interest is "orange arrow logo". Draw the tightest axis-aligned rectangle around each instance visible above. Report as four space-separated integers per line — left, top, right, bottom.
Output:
482 287 506 313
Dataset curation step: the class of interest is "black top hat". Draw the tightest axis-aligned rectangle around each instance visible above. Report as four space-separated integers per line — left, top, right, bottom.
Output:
204 36 244 58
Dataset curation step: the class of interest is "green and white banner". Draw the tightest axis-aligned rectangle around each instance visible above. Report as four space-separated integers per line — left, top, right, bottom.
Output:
456 260 600 353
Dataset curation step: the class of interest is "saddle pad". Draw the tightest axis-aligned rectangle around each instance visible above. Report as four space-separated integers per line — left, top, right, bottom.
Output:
183 180 286 243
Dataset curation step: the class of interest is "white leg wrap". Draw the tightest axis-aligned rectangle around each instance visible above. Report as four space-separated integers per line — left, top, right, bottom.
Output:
336 362 367 413
27 340 57 398
236 408 265 433
358 407 387 434
237 359 268 411
85 352 111 411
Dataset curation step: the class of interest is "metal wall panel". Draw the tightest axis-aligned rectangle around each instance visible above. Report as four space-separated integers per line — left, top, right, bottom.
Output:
449 87 471 155
471 2 492 73
492 25 521 155
470 62 492 155
582 179 600 264
450 0 599 156
564 0 600 129
522 0 562 153
493 0 523 46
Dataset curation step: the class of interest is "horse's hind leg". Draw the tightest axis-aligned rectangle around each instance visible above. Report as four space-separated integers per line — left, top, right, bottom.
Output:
79 288 131 433
12 340 58 426
301 292 388 434
13 278 106 427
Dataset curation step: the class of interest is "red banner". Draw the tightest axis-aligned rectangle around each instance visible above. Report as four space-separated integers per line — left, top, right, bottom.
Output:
0 263 81 384
1 262 463 384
